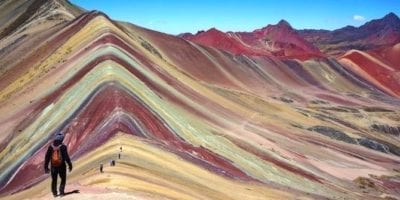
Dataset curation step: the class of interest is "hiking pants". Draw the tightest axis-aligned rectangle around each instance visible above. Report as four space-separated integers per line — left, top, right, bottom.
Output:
51 166 66 195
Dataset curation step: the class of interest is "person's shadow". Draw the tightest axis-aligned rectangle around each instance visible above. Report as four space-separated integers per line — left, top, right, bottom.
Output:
60 190 80 197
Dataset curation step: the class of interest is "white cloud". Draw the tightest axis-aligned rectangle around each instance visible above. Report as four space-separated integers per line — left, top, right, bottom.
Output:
353 15 365 21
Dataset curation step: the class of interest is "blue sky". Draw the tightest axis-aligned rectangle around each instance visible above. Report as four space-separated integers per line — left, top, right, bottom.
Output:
70 0 400 35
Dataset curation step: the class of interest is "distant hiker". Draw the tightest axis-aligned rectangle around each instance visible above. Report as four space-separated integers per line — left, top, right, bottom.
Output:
120 146 122 152
110 160 115 166
118 153 121 159
100 164 103 173
44 132 73 197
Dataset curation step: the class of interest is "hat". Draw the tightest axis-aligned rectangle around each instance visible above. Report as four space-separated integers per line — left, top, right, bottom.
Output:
54 132 64 141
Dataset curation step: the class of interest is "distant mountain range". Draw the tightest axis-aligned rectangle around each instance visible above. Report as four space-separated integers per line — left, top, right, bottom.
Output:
298 12 400 56
180 12 400 57
179 19 323 60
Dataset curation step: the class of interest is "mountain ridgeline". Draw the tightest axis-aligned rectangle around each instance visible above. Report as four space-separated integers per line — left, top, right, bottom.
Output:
181 12 400 57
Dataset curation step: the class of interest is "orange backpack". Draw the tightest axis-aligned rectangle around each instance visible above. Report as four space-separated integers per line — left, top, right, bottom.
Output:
51 144 63 167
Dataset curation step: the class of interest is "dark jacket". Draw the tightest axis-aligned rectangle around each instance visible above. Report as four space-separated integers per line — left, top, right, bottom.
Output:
44 140 72 170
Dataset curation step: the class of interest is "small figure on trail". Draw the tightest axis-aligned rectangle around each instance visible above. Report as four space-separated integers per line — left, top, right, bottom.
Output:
44 132 73 197
100 164 103 173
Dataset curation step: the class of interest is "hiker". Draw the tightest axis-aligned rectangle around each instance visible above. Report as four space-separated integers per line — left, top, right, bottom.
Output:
110 160 115 166
120 146 122 152
118 153 121 159
44 132 73 197
100 164 103 173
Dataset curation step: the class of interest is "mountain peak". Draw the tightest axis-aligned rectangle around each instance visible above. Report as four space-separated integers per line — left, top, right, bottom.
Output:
381 12 400 27
277 19 291 27
384 12 399 20
196 27 226 37
178 32 194 38
206 27 223 33
361 12 400 31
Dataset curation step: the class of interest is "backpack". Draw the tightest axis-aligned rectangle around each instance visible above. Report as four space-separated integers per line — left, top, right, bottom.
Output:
51 144 63 167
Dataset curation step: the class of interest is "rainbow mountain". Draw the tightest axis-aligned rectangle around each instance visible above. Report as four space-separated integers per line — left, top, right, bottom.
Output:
0 0 400 199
